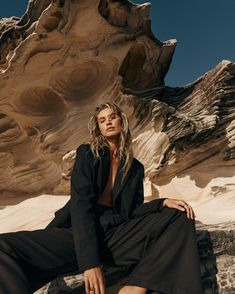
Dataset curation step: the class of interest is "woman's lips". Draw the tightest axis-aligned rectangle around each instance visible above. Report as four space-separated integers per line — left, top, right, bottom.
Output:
106 127 115 131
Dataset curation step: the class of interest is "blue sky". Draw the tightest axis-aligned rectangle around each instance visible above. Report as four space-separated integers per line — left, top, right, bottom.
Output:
0 0 234 86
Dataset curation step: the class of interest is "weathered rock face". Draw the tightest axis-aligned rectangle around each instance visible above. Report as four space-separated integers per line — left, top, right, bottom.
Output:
1 0 234 227
0 0 176 204
135 61 235 225
196 222 235 293
0 1 234 223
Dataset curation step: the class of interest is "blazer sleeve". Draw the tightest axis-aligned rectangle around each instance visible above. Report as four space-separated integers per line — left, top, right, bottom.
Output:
70 144 101 272
45 199 71 229
131 164 167 217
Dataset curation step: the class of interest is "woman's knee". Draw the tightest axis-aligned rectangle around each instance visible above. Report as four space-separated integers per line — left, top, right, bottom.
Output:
175 209 196 230
165 207 195 226
162 207 185 218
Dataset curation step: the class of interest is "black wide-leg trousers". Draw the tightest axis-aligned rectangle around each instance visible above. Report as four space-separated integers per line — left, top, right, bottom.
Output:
0 207 203 294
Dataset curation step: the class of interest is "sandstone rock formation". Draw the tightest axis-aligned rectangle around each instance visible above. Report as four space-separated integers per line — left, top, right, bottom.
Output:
0 0 176 203
1 0 235 293
0 0 234 226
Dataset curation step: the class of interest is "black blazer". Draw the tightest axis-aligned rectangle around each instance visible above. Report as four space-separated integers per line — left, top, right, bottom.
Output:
46 144 165 271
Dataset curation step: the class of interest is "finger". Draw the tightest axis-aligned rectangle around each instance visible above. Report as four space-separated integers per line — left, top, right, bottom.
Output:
89 288 96 294
94 282 100 294
190 207 196 219
187 207 191 219
174 204 186 212
184 204 191 219
187 205 193 219
186 205 195 220
84 278 90 294
185 204 194 219
100 269 106 294
177 201 189 218
88 282 96 294
192 208 196 219
182 204 189 218
99 279 106 294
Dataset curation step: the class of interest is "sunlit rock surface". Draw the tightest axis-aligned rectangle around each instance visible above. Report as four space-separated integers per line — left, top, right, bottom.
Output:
0 0 234 225
138 60 235 225
0 0 175 203
0 195 69 233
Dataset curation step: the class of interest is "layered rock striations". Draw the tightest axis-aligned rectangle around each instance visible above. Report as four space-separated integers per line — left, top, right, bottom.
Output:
0 0 176 203
132 60 235 224
0 0 234 225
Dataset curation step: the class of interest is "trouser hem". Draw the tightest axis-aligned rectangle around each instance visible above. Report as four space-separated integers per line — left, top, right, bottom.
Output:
125 275 203 294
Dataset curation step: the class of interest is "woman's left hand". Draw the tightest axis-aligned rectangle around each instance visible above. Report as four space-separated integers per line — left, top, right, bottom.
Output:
162 198 195 220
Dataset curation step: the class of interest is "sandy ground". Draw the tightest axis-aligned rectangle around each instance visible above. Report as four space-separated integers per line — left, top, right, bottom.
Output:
1 192 235 234
0 195 69 233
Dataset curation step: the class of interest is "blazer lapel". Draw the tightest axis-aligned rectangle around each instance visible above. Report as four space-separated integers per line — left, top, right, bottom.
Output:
112 156 132 206
97 146 110 197
96 145 132 205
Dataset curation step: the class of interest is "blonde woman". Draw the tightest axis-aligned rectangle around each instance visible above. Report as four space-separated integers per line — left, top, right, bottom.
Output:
0 102 203 294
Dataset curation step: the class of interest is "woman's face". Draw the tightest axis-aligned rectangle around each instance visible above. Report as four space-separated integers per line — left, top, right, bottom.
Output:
97 107 122 139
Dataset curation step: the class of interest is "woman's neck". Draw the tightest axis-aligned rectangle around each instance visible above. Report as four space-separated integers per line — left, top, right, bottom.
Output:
107 138 119 158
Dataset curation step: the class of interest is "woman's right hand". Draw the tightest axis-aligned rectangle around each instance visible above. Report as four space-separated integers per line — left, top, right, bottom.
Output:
84 266 106 294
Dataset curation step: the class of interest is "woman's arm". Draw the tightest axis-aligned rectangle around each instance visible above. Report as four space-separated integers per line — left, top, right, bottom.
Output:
131 164 167 218
70 144 101 272
45 199 71 229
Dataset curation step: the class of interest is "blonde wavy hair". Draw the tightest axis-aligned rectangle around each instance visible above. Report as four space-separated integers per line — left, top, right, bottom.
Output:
88 102 133 181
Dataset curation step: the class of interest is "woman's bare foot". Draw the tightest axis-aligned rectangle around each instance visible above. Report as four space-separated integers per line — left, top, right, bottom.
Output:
118 285 147 294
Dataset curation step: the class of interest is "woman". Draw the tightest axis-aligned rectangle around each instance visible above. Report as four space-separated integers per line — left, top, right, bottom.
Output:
0 102 203 294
